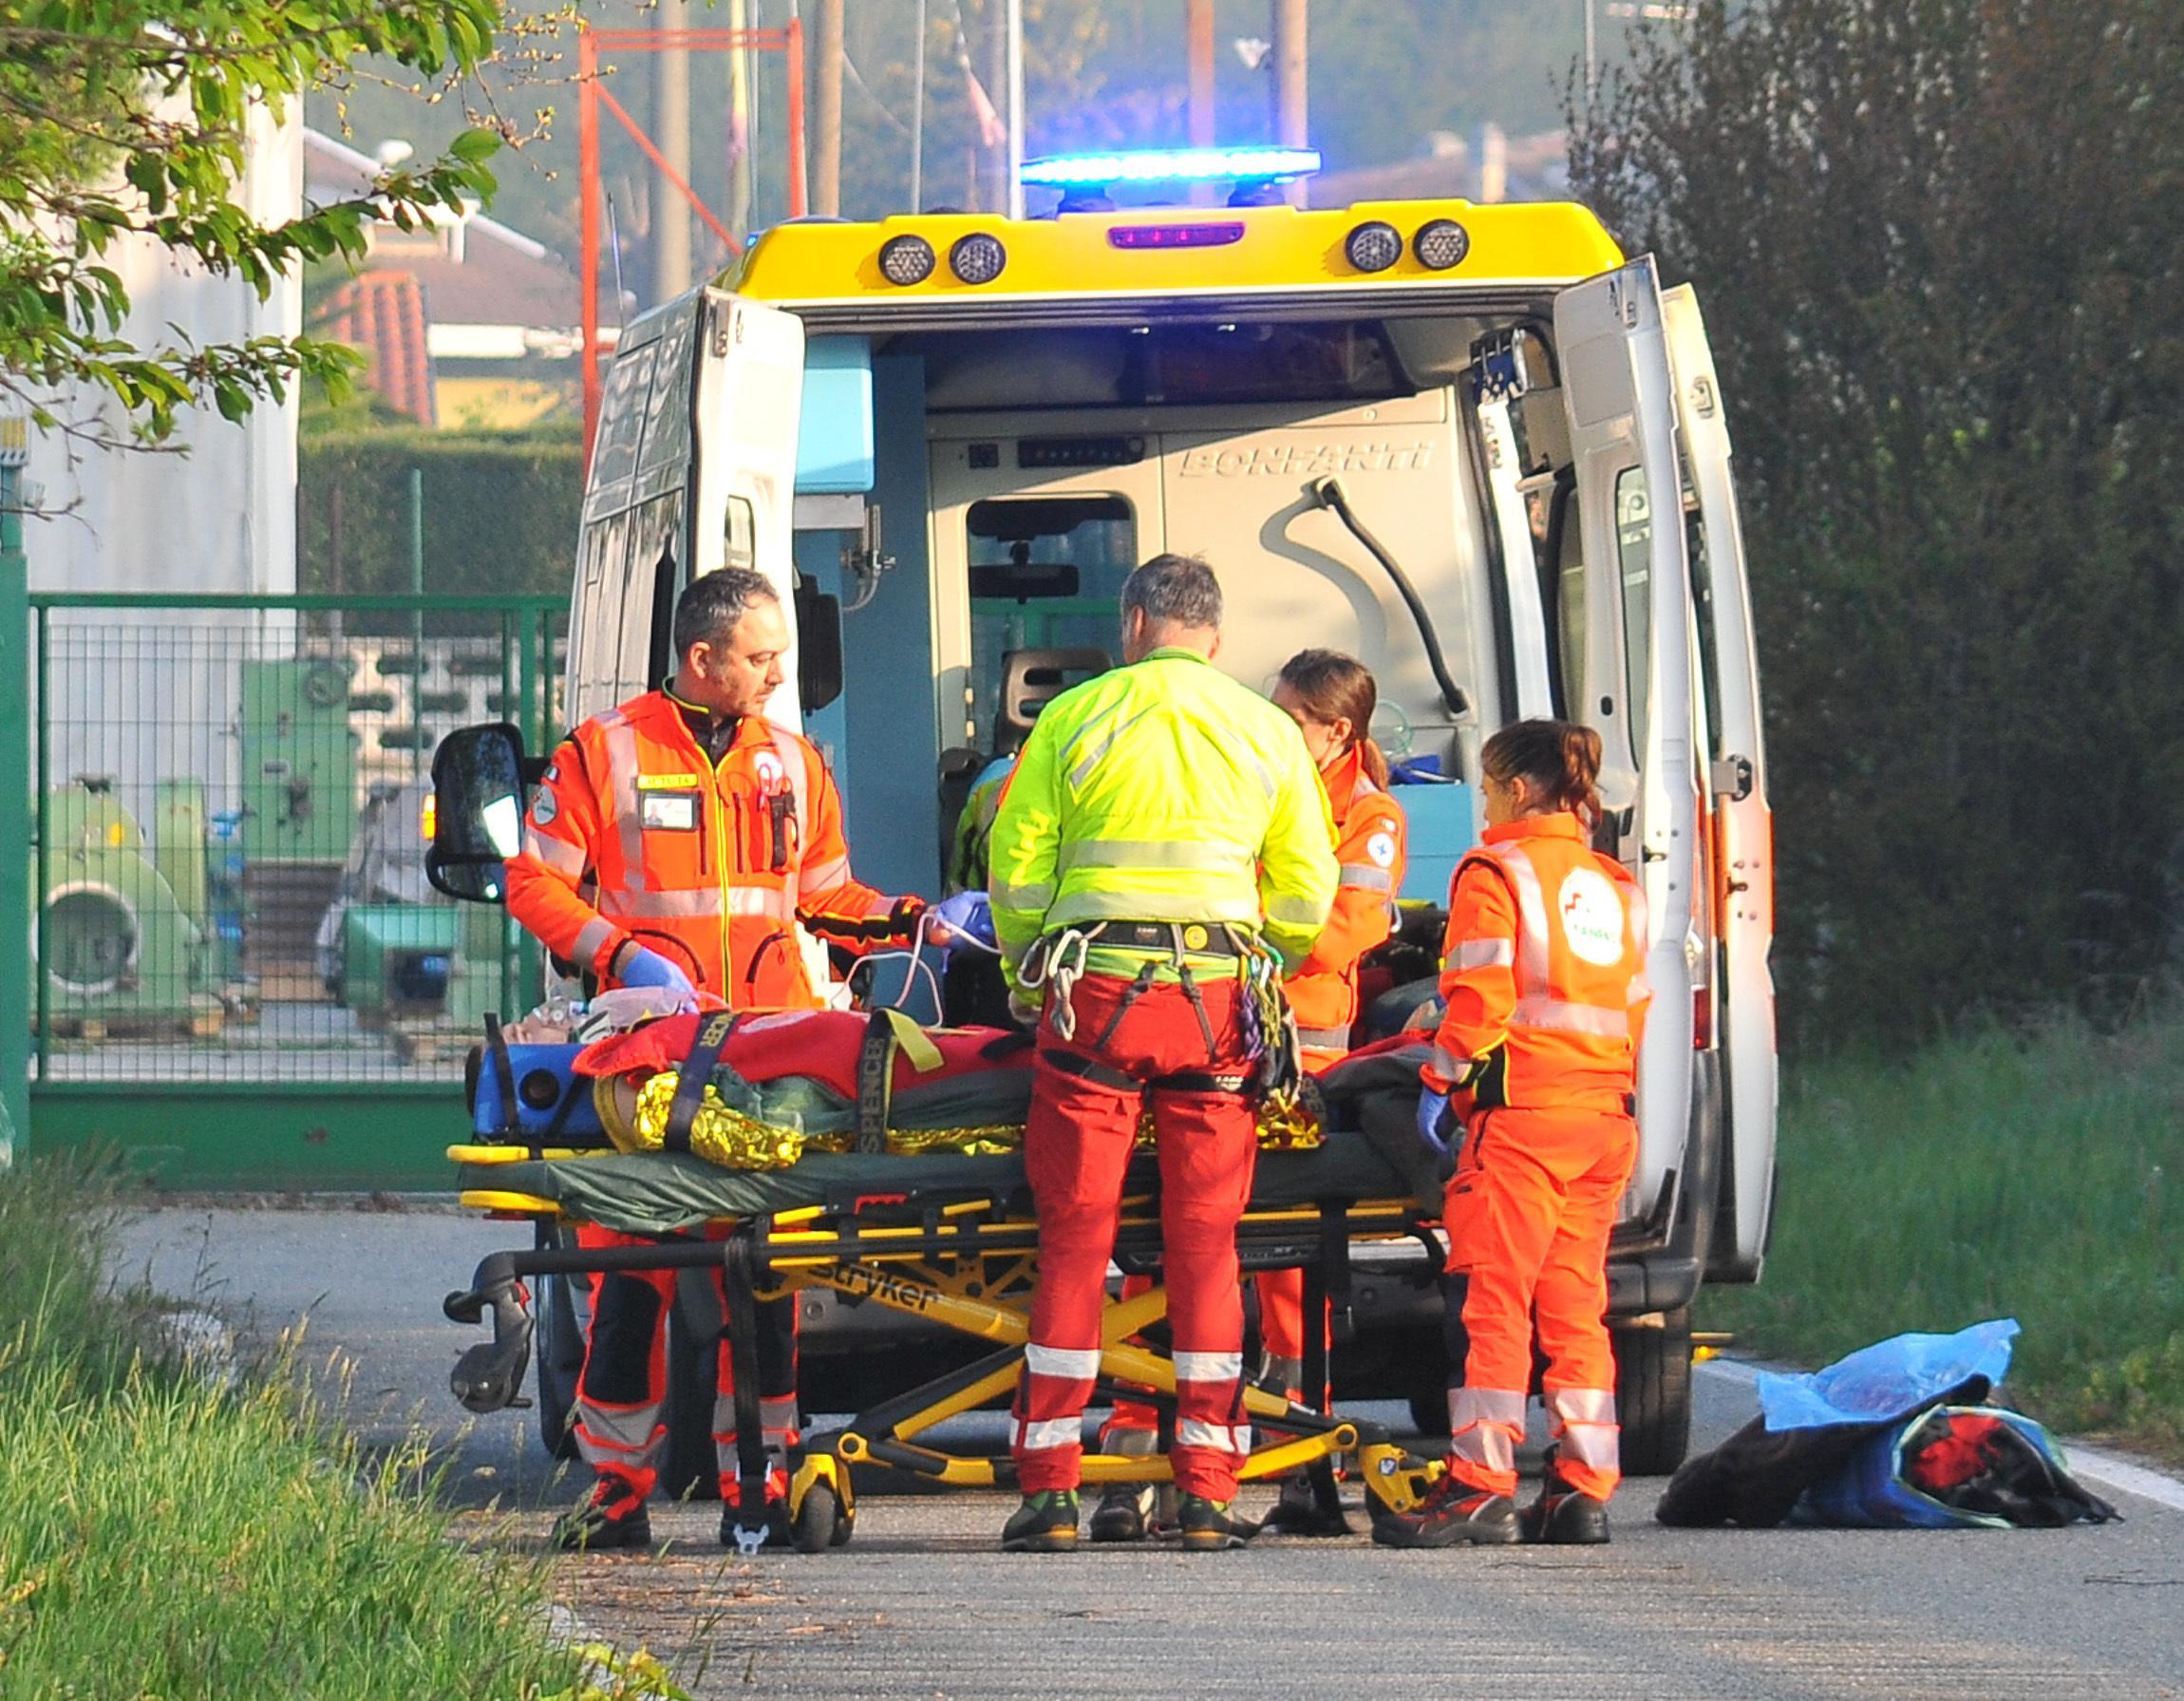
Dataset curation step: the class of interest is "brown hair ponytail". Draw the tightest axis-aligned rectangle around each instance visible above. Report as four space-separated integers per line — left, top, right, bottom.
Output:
1276 649 1389 788
1480 717 1604 827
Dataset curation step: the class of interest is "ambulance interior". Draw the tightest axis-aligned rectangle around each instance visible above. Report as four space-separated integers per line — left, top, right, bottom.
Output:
794 309 1615 917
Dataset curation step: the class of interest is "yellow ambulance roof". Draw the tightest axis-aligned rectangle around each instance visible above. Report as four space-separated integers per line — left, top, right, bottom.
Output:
726 199 1625 319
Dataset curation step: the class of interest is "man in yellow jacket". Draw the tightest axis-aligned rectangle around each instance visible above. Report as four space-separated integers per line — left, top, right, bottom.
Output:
988 553 1338 1552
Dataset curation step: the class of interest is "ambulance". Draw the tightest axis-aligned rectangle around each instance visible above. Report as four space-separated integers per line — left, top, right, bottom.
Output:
490 148 1776 1473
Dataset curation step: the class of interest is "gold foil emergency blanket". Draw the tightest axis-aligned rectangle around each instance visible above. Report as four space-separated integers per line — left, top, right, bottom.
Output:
615 1072 1024 1168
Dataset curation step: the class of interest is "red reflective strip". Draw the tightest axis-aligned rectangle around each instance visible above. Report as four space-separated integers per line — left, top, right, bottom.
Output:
1106 221 1245 249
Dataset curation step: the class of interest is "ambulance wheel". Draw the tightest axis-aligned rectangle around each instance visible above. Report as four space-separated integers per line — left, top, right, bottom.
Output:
792 1484 845 1553
1611 1307 1693 1476
534 1272 584 1463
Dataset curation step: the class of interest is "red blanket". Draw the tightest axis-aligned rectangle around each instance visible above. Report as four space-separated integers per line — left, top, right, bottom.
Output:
574 1010 1033 1100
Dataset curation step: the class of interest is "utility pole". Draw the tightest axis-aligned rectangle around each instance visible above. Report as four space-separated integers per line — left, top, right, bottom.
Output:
1186 0 1215 146
1272 0 1308 204
1005 0 1025 218
727 0 754 237
813 0 844 217
1583 0 1598 113
652 0 693 298
910 0 929 211
0 416 27 1163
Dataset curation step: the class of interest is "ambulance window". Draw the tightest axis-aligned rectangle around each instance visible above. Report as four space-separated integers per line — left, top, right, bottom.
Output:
965 496 1134 751
724 497 756 573
1614 467 1653 752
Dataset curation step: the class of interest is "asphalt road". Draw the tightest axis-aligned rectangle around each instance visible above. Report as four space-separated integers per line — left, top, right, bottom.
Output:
117 1204 2184 1700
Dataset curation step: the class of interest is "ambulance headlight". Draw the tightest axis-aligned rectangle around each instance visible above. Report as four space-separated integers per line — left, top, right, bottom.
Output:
1412 218 1470 271
877 235 936 286
949 232 1008 285
1344 220 1403 274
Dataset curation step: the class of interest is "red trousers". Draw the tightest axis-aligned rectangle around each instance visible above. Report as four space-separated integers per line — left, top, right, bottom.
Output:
572 1222 800 1505
1442 1106 1635 1502
1014 971 1258 1500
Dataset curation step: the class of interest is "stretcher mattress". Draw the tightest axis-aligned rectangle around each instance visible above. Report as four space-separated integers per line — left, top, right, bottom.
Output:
457 1125 1415 1238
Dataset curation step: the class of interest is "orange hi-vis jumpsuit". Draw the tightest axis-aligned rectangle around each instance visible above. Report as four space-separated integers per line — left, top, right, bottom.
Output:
506 687 923 1505
1101 746 1408 1442
1424 811 1649 1503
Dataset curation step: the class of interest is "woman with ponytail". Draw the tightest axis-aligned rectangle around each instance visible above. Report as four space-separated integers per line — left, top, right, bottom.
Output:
1376 718 1652 1554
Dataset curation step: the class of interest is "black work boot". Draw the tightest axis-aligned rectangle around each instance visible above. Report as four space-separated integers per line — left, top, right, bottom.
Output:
1255 1471 1351 1538
1520 1480 1611 1545
552 1474 653 1552
1369 1477 1520 1548
1001 1489 1081 1552
1177 1493 1254 1551
1089 1480 1154 1542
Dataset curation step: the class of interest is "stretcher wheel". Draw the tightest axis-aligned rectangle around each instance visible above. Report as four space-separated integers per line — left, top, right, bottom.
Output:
792 1484 847 1553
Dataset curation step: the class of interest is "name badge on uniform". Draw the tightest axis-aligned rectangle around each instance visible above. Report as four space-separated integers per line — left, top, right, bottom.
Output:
641 791 699 832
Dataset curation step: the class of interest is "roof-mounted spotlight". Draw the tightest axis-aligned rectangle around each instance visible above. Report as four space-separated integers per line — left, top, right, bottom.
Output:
1344 220 1403 274
1413 218 1471 271
877 234 936 286
949 232 1007 285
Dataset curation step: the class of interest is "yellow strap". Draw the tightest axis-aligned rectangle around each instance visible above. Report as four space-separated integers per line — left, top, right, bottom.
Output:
883 1007 946 1073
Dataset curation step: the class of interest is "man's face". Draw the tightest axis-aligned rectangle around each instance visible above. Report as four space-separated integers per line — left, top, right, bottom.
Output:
684 595 792 718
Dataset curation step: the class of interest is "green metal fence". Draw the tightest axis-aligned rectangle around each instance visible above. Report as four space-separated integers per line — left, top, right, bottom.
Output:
27 594 565 1187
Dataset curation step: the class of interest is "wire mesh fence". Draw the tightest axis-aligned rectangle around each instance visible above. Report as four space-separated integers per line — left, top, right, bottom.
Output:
31 595 565 1085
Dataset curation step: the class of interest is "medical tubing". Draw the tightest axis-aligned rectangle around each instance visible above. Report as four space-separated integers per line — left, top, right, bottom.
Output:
1309 476 1469 719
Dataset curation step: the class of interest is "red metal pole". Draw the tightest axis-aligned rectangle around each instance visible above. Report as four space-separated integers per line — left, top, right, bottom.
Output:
578 28 601 463
786 17 808 219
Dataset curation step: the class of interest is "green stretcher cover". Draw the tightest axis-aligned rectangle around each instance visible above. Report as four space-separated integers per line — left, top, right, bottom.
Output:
458 1125 1416 1239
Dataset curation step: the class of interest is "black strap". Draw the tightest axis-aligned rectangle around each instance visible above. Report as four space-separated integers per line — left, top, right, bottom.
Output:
483 1012 520 1141
856 1008 897 1155
1089 959 1158 1052
1041 1047 1140 1094
664 1011 740 1154
1148 1068 1253 1097
1318 1200 1355 1348
719 1234 771 1516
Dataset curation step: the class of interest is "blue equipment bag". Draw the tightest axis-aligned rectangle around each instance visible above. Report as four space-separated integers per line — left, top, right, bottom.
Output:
1804 1407 2094 1529
469 1041 605 1142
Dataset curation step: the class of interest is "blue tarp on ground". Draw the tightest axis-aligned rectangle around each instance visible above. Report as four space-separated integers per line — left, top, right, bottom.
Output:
1757 1318 2021 1432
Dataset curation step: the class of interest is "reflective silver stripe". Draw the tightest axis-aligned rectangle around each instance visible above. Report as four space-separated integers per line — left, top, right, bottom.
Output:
1018 1416 1081 1451
991 877 1057 912
1451 937 1516 971
1264 890 1333 926
1176 1419 1251 1453
1512 996 1629 1037
1025 1344 1102 1379
1172 1350 1242 1383
1297 1025 1351 1051
1547 1387 1620 1468
600 887 726 919
1627 974 1651 1004
1491 843 1553 994
1049 888 1258 925
1338 861 1394 893
523 830 586 878
1060 837 1253 875
575 1399 665 1458
602 720 646 893
760 1395 801 1434
800 853 852 895
1066 704 1154 789
572 917 619 968
1447 1386 1525 1473
1427 1044 1475 1086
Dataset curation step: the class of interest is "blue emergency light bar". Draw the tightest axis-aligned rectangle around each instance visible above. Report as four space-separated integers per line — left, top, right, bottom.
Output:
1020 146 1323 188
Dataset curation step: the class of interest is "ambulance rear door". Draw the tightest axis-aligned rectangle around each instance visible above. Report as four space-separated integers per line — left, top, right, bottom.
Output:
1553 257 1702 1239
1662 285 1777 1279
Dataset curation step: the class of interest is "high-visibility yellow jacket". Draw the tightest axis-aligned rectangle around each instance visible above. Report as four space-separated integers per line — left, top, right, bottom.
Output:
988 647 1339 985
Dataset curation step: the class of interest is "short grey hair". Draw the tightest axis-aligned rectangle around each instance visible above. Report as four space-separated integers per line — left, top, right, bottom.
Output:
1120 553 1223 631
673 567 781 657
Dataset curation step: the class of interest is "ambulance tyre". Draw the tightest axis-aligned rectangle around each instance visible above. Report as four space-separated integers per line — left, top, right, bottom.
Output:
1611 1306 1693 1476
531 1225 585 1463
661 1301 722 1502
792 1484 844 1553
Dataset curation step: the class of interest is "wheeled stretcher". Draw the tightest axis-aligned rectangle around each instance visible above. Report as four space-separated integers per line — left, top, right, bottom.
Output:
442 1019 1452 1551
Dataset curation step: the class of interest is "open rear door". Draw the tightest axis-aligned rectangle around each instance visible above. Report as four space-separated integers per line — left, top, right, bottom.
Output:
690 289 808 727
1663 285 1777 1278
1554 257 1701 1239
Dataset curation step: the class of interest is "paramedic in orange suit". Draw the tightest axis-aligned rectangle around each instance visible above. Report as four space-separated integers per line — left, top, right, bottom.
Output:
1376 718 1650 1550
505 568 937 1554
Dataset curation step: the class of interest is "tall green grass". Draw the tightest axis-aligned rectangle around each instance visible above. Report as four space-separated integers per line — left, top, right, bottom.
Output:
1704 1005 2184 1457
0 1157 587 1699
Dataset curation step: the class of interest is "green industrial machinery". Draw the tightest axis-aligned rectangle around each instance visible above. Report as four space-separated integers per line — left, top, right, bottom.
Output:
239 657 356 862
339 901 503 1027
36 783 220 1031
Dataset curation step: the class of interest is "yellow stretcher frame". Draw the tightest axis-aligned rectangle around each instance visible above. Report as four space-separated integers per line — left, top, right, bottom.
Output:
443 1143 1449 1548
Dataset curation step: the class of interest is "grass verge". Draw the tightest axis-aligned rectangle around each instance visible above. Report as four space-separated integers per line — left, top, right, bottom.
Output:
1704 1004 2184 1463
0 1155 592 1699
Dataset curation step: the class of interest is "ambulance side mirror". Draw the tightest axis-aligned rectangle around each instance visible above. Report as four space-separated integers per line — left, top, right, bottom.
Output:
794 575 844 711
427 723 530 904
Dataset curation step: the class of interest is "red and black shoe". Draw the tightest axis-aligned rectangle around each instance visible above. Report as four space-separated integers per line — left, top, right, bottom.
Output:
1369 1477 1519 1548
1519 1476 1611 1545
552 1473 653 1552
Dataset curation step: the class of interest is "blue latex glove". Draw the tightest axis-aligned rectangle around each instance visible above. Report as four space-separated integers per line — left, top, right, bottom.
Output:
618 946 697 1003
1416 1087 1455 1161
932 889 998 953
